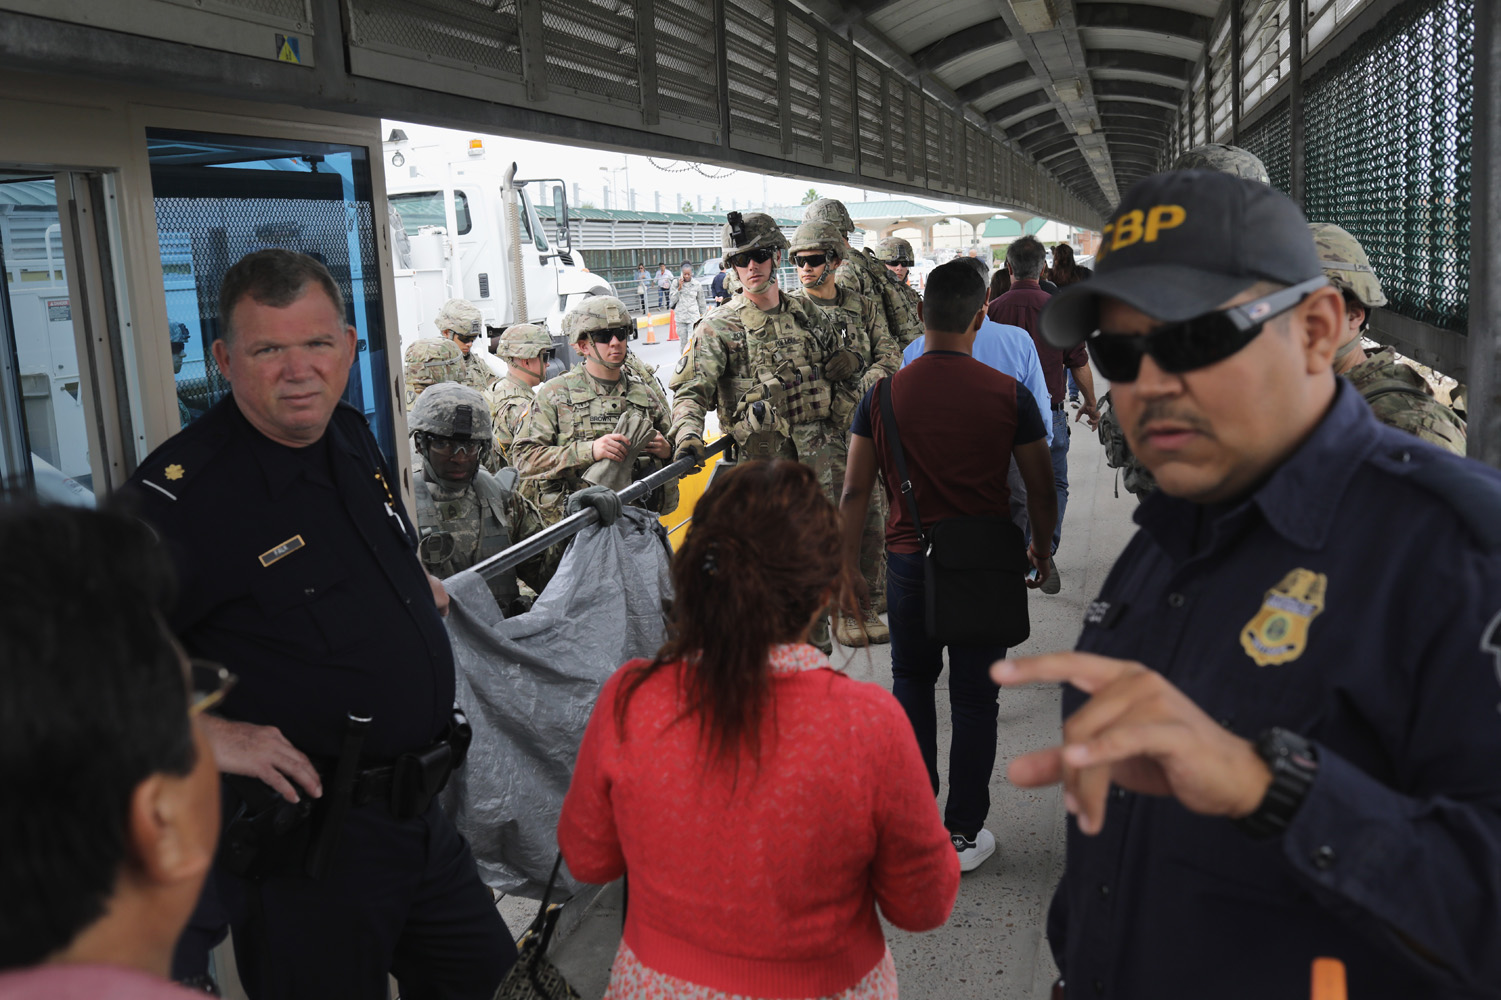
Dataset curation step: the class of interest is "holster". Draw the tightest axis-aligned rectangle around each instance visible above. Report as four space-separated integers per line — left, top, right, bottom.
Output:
220 774 316 880
355 712 473 821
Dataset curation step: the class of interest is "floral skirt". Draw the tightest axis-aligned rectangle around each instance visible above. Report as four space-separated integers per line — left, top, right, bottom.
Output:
601 940 898 1000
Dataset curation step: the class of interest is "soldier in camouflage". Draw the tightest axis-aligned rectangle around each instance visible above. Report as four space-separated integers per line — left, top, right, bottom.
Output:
670 211 862 653
1171 143 1271 185
512 295 678 523
409 383 564 614
1311 222 1467 455
805 197 924 350
402 337 467 412
872 236 925 350
490 323 554 464
434 298 499 397
788 220 900 645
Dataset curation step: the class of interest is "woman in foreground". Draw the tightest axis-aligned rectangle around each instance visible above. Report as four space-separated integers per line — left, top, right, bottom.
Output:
559 459 959 1000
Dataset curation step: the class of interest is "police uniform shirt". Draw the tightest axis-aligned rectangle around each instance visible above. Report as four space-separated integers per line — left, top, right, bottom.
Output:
123 396 453 762
1056 380 1501 998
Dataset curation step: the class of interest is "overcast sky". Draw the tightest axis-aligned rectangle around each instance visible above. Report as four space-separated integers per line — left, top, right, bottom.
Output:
385 120 1027 221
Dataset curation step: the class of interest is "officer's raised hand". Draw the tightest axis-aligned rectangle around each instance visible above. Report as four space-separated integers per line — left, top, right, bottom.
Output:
992 653 1272 835
200 716 323 804
566 484 623 525
591 432 632 463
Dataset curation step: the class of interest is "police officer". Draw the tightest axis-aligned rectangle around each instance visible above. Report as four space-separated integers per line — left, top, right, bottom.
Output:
1311 221 1467 456
995 170 1501 996
403 335 467 412
410 382 598 616
435 297 499 396
871 236 924 349
804 197 922 349
787 219 899 646
670 212 860 653
511 295 677 524
489 323 554 464
123 250 514 1000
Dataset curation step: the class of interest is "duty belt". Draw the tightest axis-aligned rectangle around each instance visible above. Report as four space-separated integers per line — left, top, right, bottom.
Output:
331 715 472 821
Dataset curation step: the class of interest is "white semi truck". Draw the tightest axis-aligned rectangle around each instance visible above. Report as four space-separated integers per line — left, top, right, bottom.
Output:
383 126 612 375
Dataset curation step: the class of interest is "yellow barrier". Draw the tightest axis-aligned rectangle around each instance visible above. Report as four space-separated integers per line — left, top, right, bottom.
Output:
658 434 723 551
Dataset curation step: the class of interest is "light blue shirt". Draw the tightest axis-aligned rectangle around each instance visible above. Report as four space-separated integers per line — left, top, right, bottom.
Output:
902 318 1053 446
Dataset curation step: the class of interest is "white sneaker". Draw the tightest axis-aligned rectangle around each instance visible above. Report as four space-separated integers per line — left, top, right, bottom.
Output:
951 828 996 872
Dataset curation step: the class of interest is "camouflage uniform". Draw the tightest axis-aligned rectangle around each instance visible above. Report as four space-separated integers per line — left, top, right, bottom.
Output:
1171 144 1270 185
871 237 924 350
409 383 560 613
434 298 498 398
1309 222 1466 456
806 197 923 353
512 296 678 523
490 323 552 464
403 337 466 412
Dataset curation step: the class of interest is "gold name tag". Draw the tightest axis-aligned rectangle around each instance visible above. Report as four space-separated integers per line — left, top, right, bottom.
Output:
258 535 305 567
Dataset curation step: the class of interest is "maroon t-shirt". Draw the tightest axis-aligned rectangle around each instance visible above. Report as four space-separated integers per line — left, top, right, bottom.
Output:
851 351 1046 554
986 279 1088 406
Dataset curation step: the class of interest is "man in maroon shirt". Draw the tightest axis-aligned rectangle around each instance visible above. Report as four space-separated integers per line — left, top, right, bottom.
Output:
839 260 1056 872
989 236 1099 594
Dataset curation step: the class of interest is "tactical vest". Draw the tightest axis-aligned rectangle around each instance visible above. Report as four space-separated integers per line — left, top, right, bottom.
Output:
536 369 678 514
413 470 520 609
720 300 835 429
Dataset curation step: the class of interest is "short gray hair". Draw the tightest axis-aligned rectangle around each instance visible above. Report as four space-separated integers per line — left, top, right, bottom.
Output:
217 249 345 343
1005 236 1045 281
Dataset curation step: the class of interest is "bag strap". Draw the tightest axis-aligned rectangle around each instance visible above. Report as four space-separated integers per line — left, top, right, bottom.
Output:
530 853 566 954
876 377 925 546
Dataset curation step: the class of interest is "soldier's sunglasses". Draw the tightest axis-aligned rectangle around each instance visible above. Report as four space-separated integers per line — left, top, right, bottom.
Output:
451 331 480 343
422 434 486 457
586 325 632 344
189 659 237 717
887 259 914 268
1087 276 1328 382
792 253 829 269
727 248 777 269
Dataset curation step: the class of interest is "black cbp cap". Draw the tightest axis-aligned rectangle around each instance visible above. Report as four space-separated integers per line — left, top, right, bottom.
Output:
1041 170 1323 348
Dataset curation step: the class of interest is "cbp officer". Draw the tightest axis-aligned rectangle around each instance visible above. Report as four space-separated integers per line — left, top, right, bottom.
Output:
121 250 514 999
994 171 1501 997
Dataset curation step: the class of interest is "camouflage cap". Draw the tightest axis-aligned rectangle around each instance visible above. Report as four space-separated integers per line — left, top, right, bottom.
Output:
403 337 466 393
721 211 788 265
1171 144 1270 185
787 220 844 257
409 381 492 440
561 295 633 341
169 321 191 347
434 298 483 337
803 197 855 233
496 322 554 359
872 236 915 263
1308 222 1387 309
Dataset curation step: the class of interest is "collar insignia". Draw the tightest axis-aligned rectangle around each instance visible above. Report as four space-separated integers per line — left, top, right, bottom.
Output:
164 463 185 481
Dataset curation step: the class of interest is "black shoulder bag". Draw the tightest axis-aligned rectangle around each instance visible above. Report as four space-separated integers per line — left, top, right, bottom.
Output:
876 377 1031 647
492 854 581 1000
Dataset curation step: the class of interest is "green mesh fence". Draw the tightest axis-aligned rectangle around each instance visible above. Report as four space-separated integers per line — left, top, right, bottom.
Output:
1238 100 1291 195
1303 0 1473 331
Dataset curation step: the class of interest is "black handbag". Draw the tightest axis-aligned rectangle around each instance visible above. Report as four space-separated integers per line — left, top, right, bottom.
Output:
877 378 1031 647
492 855 581 1000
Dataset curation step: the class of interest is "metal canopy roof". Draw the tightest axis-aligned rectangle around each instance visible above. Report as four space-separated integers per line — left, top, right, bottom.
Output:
824 0 1222 217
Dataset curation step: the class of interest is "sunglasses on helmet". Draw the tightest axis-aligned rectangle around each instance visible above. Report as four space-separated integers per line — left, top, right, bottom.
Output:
792 253 828 269
586 325 632 344
727 248 777 269
1087 276 1328 383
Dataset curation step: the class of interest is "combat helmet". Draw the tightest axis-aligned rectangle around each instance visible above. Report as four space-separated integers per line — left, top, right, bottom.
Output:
788 220 845 258
410 382 492 441
872 236 916 264
1308 222 1387 310
434 298 483 338
1171 144 1270 185
496 322 554 359
562 295 633 343
803 197 855 234
403 337 466 398
721 211 789 267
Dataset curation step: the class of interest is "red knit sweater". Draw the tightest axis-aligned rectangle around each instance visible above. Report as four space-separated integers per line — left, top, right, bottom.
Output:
558 650 960 998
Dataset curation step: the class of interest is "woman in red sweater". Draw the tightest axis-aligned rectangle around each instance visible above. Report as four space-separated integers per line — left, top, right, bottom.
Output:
559 459 959 999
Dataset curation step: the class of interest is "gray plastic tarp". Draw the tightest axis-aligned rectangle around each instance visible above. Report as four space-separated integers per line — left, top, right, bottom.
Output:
438 506 673 899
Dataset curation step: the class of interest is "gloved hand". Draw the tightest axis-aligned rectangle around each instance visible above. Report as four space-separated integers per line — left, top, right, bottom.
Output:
824 347 863 383
673 434 706 469
565 484 623 526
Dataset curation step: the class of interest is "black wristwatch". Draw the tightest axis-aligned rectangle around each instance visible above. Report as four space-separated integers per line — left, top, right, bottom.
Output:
1233 727 1319 840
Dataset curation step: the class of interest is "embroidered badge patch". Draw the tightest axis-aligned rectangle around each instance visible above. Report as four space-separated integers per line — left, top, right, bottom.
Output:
1241 568 1327 666
258 535 305 568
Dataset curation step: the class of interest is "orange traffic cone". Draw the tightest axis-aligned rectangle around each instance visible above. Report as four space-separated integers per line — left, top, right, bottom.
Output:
644 318 658 345
668 310 679 341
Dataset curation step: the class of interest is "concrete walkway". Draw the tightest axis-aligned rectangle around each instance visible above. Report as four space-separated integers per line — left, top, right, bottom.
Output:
518 351 1143 999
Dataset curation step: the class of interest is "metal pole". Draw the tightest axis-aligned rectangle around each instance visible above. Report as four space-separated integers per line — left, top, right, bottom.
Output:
1231 0 1243 144
1467 0 1501 466
459 437 733 583
1287 0 1305 207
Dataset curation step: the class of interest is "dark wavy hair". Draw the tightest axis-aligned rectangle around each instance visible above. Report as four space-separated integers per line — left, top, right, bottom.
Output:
616 459 852 764
1047 243 1085 287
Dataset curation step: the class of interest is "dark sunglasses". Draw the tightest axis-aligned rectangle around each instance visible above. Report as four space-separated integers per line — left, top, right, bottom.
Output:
422 433 486 458
792 253 828 269
586 325 632 344
727 248 777 269
451 331 480 344
886 259 914 268
1087 277 1328 383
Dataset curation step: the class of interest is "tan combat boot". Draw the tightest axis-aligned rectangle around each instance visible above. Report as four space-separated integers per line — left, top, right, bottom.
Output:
834 612 869 648
862 608 890 644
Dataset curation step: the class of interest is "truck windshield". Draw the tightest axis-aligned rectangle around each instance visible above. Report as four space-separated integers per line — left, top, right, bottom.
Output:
390 190 471 236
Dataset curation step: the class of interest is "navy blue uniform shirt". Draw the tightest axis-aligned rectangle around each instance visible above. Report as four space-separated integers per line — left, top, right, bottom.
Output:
122 396 453 762
1057 379 1501 998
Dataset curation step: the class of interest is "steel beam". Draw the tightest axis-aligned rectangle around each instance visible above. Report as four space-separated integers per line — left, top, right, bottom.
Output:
1287 0 1305 207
